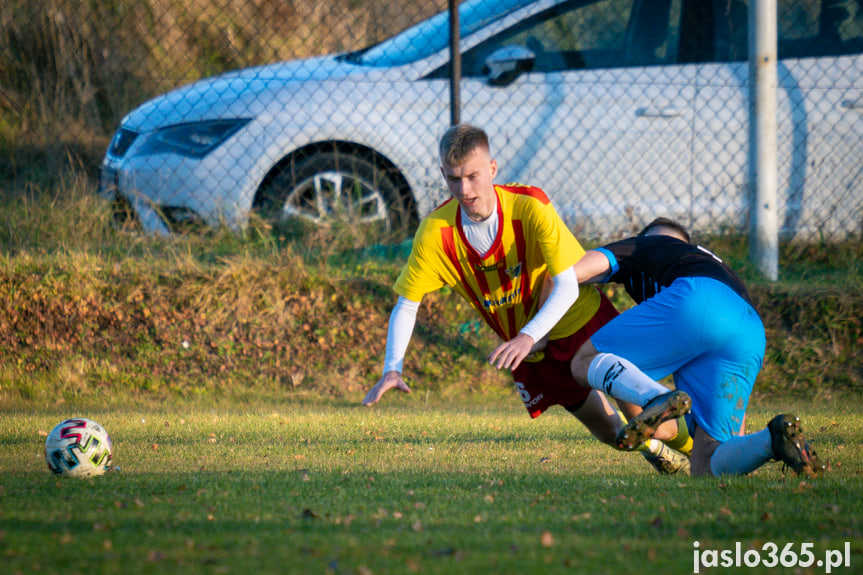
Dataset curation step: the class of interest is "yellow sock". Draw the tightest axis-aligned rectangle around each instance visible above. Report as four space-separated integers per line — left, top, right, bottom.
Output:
662 416 693 456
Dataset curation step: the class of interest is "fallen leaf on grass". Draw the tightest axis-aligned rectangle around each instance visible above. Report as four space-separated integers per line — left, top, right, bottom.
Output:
431 548 455 557
147 550 167 562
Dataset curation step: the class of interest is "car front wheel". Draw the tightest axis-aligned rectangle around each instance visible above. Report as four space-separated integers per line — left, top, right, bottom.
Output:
257 150 415 241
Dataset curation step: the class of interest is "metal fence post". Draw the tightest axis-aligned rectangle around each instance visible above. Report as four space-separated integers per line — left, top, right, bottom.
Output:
449 0 461 126
749 0 779 280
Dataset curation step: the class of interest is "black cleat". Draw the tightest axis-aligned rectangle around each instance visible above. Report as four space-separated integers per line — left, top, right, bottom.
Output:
767 414 824 477
616 390 692 451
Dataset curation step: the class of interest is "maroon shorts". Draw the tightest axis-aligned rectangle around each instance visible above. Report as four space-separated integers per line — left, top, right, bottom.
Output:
511 290 619 418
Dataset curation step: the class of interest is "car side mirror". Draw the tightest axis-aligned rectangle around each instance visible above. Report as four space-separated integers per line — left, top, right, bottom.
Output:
484 45 536 87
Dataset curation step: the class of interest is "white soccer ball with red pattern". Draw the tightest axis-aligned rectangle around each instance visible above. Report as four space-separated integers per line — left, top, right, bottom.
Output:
45 418 113 477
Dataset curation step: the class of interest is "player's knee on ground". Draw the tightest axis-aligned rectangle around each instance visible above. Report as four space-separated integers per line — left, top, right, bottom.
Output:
690 424 721 476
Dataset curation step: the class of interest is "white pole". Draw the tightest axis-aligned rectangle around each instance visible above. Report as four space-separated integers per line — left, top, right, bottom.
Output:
749 0 779 280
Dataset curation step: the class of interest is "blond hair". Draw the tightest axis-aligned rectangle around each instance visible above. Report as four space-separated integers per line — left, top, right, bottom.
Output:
439 124 490 167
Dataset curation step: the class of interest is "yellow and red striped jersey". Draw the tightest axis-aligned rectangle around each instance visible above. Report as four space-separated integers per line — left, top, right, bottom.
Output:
394 183 600 341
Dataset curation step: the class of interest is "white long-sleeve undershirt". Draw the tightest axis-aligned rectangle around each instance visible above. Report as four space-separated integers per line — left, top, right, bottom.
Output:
383 296 420 374
382 267 579 375
519 266 578 343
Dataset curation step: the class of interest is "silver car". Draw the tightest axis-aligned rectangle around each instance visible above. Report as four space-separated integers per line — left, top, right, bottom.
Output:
100 0 863 239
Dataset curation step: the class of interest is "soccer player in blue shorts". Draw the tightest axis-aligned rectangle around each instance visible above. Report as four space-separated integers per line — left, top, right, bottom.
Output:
567 217 824 477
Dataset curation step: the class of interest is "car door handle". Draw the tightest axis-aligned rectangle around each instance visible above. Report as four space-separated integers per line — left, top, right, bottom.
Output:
635 107 685 118
841 100 863 110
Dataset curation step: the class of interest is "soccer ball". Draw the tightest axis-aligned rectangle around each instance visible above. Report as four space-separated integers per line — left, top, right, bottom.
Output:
45 418 113 477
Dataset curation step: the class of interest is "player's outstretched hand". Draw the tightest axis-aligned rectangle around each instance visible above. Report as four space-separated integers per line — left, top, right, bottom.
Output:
487 333 535 371
363 371 411 406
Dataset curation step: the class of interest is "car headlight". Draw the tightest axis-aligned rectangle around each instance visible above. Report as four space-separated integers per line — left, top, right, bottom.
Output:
138 119 251 158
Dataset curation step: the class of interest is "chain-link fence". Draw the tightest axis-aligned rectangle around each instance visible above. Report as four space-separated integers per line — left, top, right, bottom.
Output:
2 0 861 245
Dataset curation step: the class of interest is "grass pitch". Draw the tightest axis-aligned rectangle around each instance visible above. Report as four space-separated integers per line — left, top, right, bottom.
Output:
1 396 861 575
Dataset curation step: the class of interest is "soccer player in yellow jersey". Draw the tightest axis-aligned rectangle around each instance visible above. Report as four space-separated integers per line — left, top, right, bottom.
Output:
361 124 689 474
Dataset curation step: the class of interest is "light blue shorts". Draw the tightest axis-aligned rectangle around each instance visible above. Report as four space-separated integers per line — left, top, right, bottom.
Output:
591 277 765 442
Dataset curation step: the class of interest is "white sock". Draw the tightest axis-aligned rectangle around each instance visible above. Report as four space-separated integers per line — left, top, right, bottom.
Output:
587 353 670 407
708 428 773 476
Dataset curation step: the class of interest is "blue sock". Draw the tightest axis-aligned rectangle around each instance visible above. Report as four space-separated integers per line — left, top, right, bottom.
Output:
709 428 773 476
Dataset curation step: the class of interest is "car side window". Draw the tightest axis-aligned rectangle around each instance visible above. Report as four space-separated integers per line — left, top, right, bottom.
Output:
425 0 683 79
627 0 683 65
836 0 863 44
714 0 863 61
780 0 863 56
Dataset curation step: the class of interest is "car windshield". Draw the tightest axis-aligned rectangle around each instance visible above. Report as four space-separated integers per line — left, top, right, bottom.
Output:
350 0 540 67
